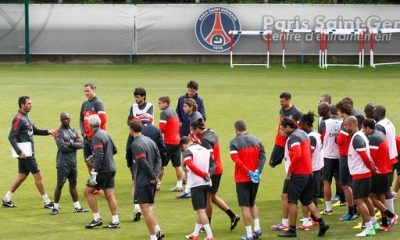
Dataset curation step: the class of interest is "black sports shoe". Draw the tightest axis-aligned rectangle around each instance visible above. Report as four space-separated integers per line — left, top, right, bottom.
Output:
74 207 89 213
2 200 16 208
278 231 297 238
230 215 240 230
156 230 165 240
50 208 59 215
318 223 329 237
85 219 103 229
44 202 54 209
103 222 120 229
133 211 142 222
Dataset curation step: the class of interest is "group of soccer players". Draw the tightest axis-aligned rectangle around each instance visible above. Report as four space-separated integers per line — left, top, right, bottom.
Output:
1 81 399 240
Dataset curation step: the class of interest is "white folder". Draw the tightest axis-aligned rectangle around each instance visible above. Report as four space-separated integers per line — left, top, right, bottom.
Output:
12 142 33 158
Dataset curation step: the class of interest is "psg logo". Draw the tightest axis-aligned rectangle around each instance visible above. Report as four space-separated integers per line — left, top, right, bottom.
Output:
195 6 241 52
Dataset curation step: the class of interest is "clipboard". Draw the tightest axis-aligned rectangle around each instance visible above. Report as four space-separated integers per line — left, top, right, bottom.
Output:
12 142 33 158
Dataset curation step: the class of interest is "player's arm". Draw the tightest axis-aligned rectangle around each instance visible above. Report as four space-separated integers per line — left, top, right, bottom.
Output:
229 142 250 173
132 144 156 181
176 97 184 123
375 124 386 135
95 101 107 130
147 104 154 117
310 135 317 154
288 137 302 174
153 143 162 179
126 136 134 168
319 121 326 144
8 116 23 155
353 135 375 172
71 129 84 149
159 111 167 134
79 103 85 135
336 125 349 146
257 141 267 172
127 106 133 126
156 129 167 162
198 98 206 121
54 129 75 153
32 124 50 136
92 136 105 172
183 150 208 179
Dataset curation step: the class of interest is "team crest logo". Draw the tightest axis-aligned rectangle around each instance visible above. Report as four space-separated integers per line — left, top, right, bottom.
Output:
195 7 241 52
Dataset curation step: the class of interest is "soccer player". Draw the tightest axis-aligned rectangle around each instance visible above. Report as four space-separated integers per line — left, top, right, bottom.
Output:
191 119 241 231
362 118 397 231
51 112 88 215
344 116 376 237
230 120 266 240
80 82 107 173
374 105 398 215
2 96 54 208
176 80 206 137
127 87 154 124
277 118 329 238
319 94 332 105
181 136 214 240
84 115 119 229
158 96 185 192
130 121 164 240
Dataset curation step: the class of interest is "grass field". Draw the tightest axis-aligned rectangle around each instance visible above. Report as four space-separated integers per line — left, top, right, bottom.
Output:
0 63 400 240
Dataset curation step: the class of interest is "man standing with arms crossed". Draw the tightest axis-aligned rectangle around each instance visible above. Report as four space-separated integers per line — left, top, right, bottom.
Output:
2 96 54 208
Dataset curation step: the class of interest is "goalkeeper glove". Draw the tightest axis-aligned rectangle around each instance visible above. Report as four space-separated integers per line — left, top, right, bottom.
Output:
88 171 98 187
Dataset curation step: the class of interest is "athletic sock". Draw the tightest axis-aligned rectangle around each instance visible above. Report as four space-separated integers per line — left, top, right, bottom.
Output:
208 217 212 226
203 223 213 237
317 217 325 226
53 203 59 210
184 185 190 194
325 201 332 212
365 220 373 231
371 216 377 224
150 235 157 240
112 215 119 224
282 218 289 226
348 205 355 215
253 218 260 232
386 199 395 213
73 201 82 209
245 225 252 238
225 209 236 219
289 225 296 233
382 216 388 227
41 194 51 204
155 224 161 232
384 209 395 218
177 180 183 188
93 212 101 221
339 192 346 203
303 217 310 226
134 204 141 212
193 223 202 236
4 191 13 202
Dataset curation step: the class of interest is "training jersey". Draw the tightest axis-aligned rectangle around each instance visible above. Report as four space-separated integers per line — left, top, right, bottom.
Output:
176 93 206 137
274 106 302 148
92 129 117 174
367 130 392 175
183 143 211 188
283 129 313 175
308 131 324 172
336 120 351 156
54 126 83 168
230 133 266 183
376 118 398 164
159 106 180 145
127 102 154 125
348 131 374 180
200 129 223 175
80 96 106 139
319 117 342 159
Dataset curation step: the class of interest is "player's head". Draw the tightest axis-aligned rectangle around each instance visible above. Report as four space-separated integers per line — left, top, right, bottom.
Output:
180 136 192 151
129 120 143 136
18 96 32 113
364 103 375 119
319 94 332 105
279 117 297 137
356 114 365 130
342 97 354 107
336 100 352 118
343 115 358 134
362 118 376 135
373 105 386 121
183 98 197 114
234 120 247 134
88 114 101 130
134 87 147 105
279 92 292 109
318 102 330 119
187 80 199 97
83 82 96 99
60 112 71 127
300 111 315 130
190 118 206 134
158 96 170 110
330 104 338 116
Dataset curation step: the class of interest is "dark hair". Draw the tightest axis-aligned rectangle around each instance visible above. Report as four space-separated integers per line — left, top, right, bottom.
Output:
158 96 170 106
18 96 30 108
342 97 354 107
129 120 143 133
279 92 291 100
180 136 191 146
84 82 96 90
374 105 386 118
364 103 375 118
300 111 315 128
321 94 332 104
362 118 376 130
280 117 297 129
184 98 198 112
190 118 206 130
187 80 199 90
234 120 247 132
356 115 365 129
134 87 146 97
336 100 353 116
330 104 338 116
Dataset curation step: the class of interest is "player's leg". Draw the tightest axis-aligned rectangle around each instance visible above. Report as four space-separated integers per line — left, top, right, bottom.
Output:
131 167 141 221
83 186 102 228
2 171 28 207
51 167 66 215
68 167 88 213
27 157 52 208
104 187 120 228
170 145 184 192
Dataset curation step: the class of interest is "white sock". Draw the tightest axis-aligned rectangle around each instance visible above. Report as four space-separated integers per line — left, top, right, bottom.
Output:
303 217 310 226
177 180 183 188
245 225 253 238
53 203 59 210
386 199 395 213
365 220 373 230
93 212 101 221
325 201 332 211
155 224 161 232
112 215 119 224
185 185 190 194
193 223 202 236
73 201 81 209
203 224 213 237
150 235 157 240
41 194 51 204
134 204 141 212
253 218 260 232
371 216 377 224
282 218 289 226
4 191 13 202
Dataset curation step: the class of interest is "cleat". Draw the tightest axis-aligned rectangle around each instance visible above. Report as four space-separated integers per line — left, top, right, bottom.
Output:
253 230 262 239
2 200 16 208
389 214 399 226
320 209 333 215
176 191 191 199
44 202 54 209
297 224 311 231
379 225 391 232
240 236 253 240
133 211 142 222
339 213 356 221
318 223 329 236
103 222 120 229
331 194 340 201
156 230 165 240
74 207 89 213
373 222 380 231
204 237 214 240
170 186 183 192
271 223 289 231
185 234 199 240
85 219 103 229
355 228 375 237
50 208 59 215
230 215 240 230
278 231 297 237
332 201 346 207
353 222 364 229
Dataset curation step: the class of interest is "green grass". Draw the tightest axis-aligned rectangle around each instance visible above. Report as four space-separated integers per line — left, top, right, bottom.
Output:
0 63 399 240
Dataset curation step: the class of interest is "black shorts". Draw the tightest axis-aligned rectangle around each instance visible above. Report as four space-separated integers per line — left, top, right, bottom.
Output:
163 144 181 167
87 172 115 190
191 185 209 210
282 179 289 194
208 174 222 194
83 138 93 160
18 156 40 175
393 162 400 176
371 174 390 194
135 184 156 204
339 156 352 185
236 182 259 207
352 178 371 199
312 170 323 198
286 174 313 206
57 166 77 186
323 158 339 182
